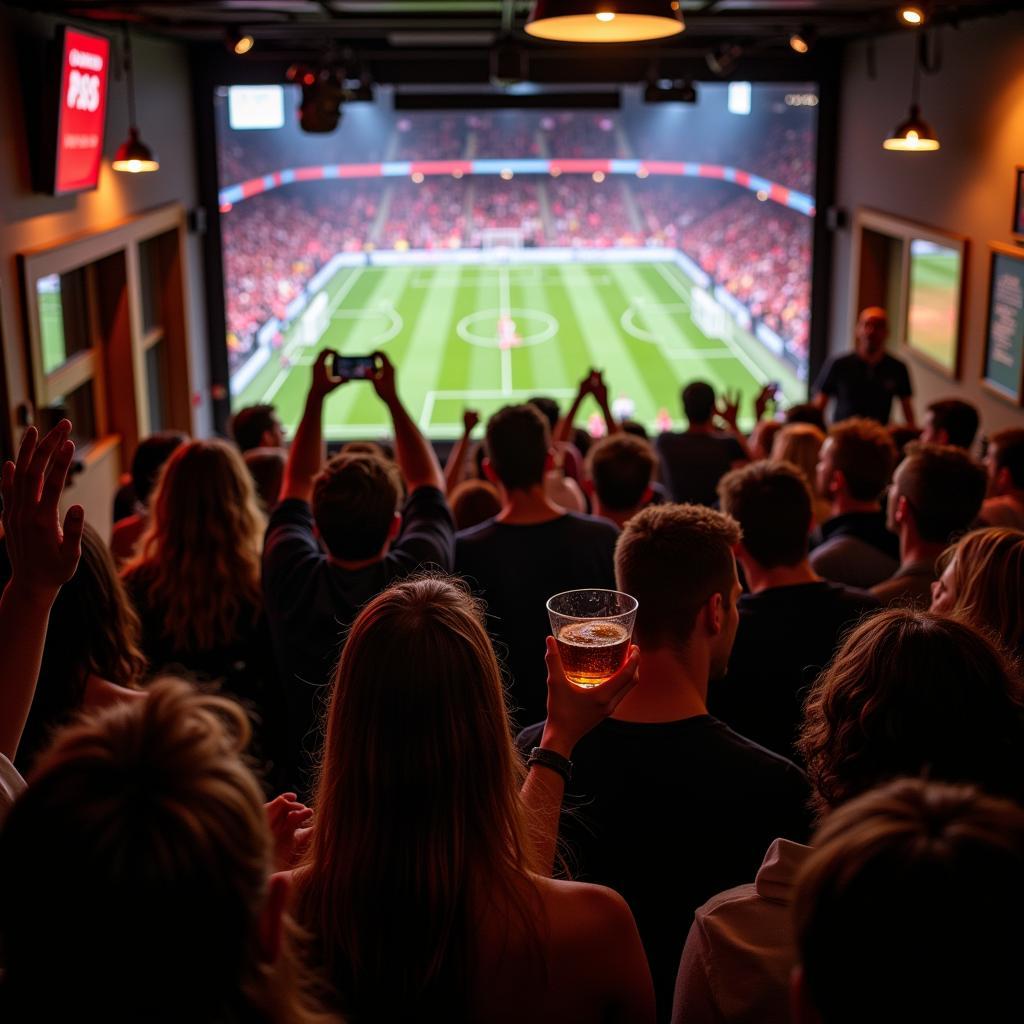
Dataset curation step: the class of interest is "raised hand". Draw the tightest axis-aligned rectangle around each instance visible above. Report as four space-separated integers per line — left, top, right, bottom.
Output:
462 409 480 435
715 389 741 431
753 382 778 422
309 349 345 402
540 635 640 757
371 351 399 406
265 792 314 871
590 370 610 409
1 420 84 598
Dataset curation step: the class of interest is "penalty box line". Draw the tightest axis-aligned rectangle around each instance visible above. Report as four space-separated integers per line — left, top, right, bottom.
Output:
419 388 577 432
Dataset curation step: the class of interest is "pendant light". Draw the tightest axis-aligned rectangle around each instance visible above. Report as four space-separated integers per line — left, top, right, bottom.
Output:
883 35 940 152
112 28 159 173
525 0 684 43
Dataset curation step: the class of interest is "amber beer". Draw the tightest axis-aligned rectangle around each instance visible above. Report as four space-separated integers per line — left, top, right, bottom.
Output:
556 619 632 687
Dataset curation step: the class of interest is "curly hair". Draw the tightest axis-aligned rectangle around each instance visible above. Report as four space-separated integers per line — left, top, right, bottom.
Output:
798 609 1024 819
0 679 337 1023
943 527 1024 653
124 440 265 653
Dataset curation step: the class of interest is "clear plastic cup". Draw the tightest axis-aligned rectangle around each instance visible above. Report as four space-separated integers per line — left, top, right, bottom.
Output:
547 589 639 688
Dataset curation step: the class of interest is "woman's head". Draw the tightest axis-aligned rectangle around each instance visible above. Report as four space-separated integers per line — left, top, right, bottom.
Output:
297 576 538 1018
931 528 1024 651
771 422 825 490
17 522 145 771
128 439 265 650
0 680 332 1024
799 609 1024 818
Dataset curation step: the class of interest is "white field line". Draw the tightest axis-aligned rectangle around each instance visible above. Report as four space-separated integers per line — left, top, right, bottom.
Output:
499 265 513 395
261 267 366 404
418 387 577 431
653 263 768 385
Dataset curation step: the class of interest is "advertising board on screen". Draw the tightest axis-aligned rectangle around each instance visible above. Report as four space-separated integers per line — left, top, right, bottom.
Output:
54 28 110 195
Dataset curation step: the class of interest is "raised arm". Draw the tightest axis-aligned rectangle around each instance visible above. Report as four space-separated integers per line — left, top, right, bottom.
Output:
280 349 344 504
0 421 84 761
372 351 444 494
444 409 480 496
715 389 753 461
590 371 621 437
521 638 640 875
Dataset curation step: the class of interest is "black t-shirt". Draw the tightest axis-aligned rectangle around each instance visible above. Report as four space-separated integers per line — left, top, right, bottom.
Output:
813 352 912 425
654 430 746 506
812 509 900 561
455 513 618 729
710 581 880 761
263 486 455 795
517 714 811 1021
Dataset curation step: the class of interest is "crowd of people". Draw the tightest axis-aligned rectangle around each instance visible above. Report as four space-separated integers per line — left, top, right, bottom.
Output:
3 311 1022 1020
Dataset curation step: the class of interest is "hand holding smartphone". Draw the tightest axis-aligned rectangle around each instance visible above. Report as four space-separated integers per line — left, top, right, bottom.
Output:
332 354 381 381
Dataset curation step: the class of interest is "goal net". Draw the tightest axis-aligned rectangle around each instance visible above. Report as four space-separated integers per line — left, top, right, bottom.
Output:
480 227 524 250
690 286 728 341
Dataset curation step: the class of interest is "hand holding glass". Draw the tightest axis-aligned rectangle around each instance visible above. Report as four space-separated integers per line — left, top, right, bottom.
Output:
547 589 639 688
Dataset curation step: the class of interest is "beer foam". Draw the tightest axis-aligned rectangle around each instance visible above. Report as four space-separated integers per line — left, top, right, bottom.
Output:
559 620 629 646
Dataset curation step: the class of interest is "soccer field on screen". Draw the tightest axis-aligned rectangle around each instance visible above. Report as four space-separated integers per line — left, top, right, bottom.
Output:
233 260 804 440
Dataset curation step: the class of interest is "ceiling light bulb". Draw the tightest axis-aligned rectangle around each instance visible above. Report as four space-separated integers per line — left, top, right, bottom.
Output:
789 34 809 54
899 6 925 26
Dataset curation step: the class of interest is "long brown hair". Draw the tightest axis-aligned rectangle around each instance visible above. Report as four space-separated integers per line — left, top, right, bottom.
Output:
125 439 265 651
16 522 146 772
943 527 1024 652
0 679 338 1024
293 576 543 1020
799 609 1024 819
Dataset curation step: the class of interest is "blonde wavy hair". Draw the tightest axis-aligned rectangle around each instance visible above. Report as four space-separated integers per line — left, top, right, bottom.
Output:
0 679 338 1023
125 439 265 651
940 527 1024 652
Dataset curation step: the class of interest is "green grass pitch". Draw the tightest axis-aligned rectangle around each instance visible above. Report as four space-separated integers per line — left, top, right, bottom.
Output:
907 250 961 373
233 260 804 440
39 290 68 376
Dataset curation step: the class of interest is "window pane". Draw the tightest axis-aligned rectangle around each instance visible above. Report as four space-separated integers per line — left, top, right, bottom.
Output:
37 269 91 375
139 232 173 334
42 380 97 448
145 339 168 432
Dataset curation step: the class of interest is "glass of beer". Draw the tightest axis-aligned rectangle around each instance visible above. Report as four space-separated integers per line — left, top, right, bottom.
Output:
547 589 639 688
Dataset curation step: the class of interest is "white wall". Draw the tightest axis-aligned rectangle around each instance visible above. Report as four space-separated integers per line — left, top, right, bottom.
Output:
829 10 1024 435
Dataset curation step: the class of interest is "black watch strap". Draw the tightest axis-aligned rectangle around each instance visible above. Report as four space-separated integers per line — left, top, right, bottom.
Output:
528 746 573 784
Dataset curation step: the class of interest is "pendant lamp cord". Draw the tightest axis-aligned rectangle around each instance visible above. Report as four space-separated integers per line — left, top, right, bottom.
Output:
122 25 138 131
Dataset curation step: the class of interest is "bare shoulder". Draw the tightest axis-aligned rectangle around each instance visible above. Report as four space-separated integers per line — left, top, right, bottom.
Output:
533 875 635 939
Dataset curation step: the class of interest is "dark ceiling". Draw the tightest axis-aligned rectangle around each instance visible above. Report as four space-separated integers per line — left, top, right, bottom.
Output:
11 1 1018 82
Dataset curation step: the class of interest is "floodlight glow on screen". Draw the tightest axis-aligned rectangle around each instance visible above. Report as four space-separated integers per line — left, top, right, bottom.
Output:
228 86 285 130
213 84 819 440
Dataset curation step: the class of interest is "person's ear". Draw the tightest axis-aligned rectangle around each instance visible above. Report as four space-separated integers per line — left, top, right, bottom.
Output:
482 458 499 485
734 540 752 569
996 466 1012 494
258 872 291 965
704 591 724 637
789 965 821 1024
640 485 654 506
830 468 846 498
387 512 402 542
894 494 909 525
583 478 595 497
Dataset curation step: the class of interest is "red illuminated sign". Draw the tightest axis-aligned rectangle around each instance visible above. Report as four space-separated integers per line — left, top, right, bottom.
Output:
54 28 110 195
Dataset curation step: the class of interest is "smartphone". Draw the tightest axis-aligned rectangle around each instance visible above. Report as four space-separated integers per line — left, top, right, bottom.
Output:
333 354 379 381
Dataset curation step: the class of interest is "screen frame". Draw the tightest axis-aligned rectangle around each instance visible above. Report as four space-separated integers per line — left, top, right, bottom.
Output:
193 59 838 437
50 25 111 197
849 208 967 381
981 242 1024 407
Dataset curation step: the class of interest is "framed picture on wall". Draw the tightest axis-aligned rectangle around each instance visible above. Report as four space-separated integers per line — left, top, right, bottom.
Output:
981 243 1024 405
849 209 967 380
1014 167 1024 239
